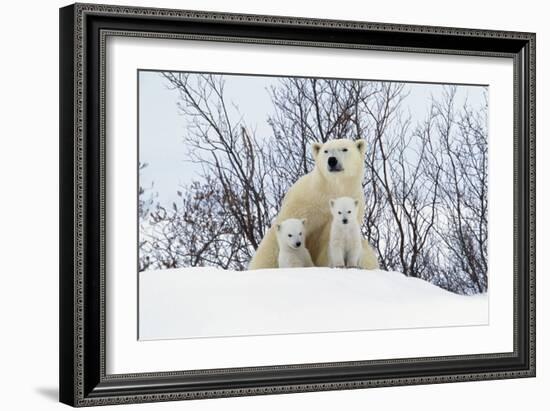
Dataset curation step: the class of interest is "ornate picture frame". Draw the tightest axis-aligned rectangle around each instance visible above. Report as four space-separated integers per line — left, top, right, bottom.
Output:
59 3 535 406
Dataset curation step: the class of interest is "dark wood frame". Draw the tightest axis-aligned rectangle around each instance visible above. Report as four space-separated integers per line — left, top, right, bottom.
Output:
60 2 536 407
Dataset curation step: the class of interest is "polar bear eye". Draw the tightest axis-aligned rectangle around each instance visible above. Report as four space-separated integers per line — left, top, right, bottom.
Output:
288 234 292 237
348 210 351 214
324 150 328 154
338 211 342 215
299 232 302 236
342 148 348 152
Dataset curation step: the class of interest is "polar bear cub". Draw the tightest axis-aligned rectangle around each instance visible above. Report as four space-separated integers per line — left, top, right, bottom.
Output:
329 197 362 268
276 218 314 268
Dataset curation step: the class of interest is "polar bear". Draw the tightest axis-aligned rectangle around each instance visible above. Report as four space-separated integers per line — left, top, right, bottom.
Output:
276 218 314 268
249 138 379 270
328 197 363 268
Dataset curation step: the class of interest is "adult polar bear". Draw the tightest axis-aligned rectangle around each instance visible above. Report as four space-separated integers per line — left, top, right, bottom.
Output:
249 138 379 270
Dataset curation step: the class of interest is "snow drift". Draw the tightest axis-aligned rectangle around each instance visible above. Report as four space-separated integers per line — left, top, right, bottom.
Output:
139 267 488 340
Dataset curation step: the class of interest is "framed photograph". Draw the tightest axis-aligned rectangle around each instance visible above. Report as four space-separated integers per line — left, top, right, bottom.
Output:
59 3 536 406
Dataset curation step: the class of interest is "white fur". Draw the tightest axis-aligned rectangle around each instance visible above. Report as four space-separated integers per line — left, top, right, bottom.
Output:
276 219 314 268
328 197 362 268
249 139 379 270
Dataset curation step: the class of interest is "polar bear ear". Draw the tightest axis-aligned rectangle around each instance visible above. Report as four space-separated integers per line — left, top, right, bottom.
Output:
276 224 281 232
355 139 366 154
301 218 307 226
312 142 323 158
354 199 359 207
329 199 335 208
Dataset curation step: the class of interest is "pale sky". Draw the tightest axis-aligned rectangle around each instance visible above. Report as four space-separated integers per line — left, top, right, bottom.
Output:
138 70 486 207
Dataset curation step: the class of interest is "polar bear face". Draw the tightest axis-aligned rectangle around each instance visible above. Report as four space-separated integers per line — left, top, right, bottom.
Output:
276 218 307 249
329 196 359 225
312 139 366 180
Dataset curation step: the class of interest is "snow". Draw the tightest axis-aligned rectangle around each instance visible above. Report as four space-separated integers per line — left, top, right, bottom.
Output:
139 267 488 340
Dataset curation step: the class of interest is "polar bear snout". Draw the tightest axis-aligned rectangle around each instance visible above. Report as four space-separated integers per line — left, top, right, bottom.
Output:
327 156 343 172
288 240 302 249
342 218 348 224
